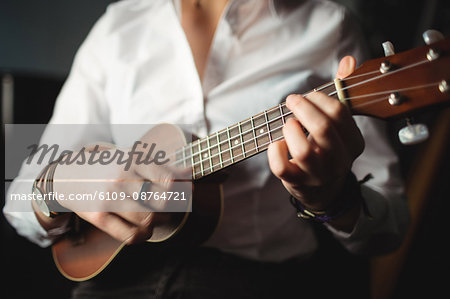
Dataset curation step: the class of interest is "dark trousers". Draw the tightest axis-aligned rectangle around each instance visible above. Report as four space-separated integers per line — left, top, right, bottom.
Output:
71 233 369 299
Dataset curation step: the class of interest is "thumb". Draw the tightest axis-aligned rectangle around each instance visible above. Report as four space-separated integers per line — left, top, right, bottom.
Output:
336 56 356 79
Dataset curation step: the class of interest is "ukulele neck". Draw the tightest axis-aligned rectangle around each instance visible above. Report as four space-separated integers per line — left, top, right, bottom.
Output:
175 82 339 180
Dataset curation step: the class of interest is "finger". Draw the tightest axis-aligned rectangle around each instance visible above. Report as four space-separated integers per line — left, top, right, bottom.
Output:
79 212 139 243
306 92 364 159
282 118 323 181
116 212 154 243
114 211 153 227
267 140 305 184
286 94 342 153
336 55 356 79
305 91 352 123
134 163 176 190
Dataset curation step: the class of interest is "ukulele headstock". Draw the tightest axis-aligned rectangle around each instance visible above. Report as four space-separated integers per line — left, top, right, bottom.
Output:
343 35 450 120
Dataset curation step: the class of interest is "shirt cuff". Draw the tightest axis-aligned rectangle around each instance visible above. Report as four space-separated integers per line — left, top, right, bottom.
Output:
324 185 388 253
4 208 72 248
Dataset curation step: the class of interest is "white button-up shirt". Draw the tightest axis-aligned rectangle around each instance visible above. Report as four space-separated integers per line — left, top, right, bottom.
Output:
4 0 409 261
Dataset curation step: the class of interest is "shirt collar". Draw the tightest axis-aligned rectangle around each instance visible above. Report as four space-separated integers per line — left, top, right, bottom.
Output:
171 0 306 18
269 0 308 17
227 0 305 18
171 0 307 27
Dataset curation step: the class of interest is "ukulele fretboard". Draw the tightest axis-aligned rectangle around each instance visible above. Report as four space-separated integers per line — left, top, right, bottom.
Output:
173 82 338 180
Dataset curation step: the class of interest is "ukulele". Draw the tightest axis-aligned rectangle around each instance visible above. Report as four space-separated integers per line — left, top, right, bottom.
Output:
52 36 450 281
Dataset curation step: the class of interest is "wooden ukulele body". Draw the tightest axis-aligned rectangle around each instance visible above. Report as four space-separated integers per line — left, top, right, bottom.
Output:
52 124 223 281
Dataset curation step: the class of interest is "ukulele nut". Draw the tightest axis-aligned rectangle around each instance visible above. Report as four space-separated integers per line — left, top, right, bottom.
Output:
379 60 391 73
388 92 402 106
426 48 440 61
439 80 449 93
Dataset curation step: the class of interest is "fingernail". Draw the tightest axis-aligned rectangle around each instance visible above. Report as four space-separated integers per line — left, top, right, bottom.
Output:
286 94 301 108
337 56 356 79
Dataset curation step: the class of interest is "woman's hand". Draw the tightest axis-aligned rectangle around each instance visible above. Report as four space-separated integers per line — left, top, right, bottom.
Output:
267 56 365 226
35 141 183 245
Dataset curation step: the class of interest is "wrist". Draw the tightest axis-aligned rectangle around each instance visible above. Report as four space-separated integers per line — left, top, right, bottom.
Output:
290 171 362 223
32 199 72 232
33 156 71 219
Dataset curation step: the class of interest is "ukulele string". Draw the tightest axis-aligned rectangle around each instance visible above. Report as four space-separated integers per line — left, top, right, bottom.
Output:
168 80 439 173
166 109 293 168
192 82 436 176
169 80 439 171
167 58 398 162
167 58 438 170
339 82 440 103
328 59 429 98
167 56 433 163
192 134 285 177
166 81 336 161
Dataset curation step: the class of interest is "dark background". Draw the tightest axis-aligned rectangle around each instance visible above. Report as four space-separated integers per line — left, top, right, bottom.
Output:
1 0 449 298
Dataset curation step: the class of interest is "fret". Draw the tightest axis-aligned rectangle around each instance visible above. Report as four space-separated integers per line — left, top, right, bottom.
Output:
228 125 243 161
199 138 211 175
267 106 284 141
281 104 294 121
250 116 258 152
263 110 272 144
225 128 234 164
278 104 285 125
218 130 232 167
253 113 270 150
206 136 213 173
216 131 224 168
190 143 200 180
237 122 246 158
280 103 308 135
208 135 220 173
315 82 338 99
241 119 257 156
197 141 205 176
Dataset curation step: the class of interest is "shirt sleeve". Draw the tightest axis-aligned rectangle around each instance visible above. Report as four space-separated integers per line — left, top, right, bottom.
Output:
324 8 410 255
326 117 410 255
3 9 114 247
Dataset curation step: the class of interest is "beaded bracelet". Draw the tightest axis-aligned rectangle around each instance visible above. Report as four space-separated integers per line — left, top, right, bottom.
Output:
290 172 372 223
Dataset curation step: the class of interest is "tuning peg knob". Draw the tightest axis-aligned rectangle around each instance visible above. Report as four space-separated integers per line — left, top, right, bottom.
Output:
382 41 395 56
398 121 429 145
423 29 444 45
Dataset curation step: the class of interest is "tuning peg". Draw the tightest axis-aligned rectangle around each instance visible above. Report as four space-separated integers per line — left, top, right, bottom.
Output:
423 29 444 45
382 41 395 56
398 119 429 145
